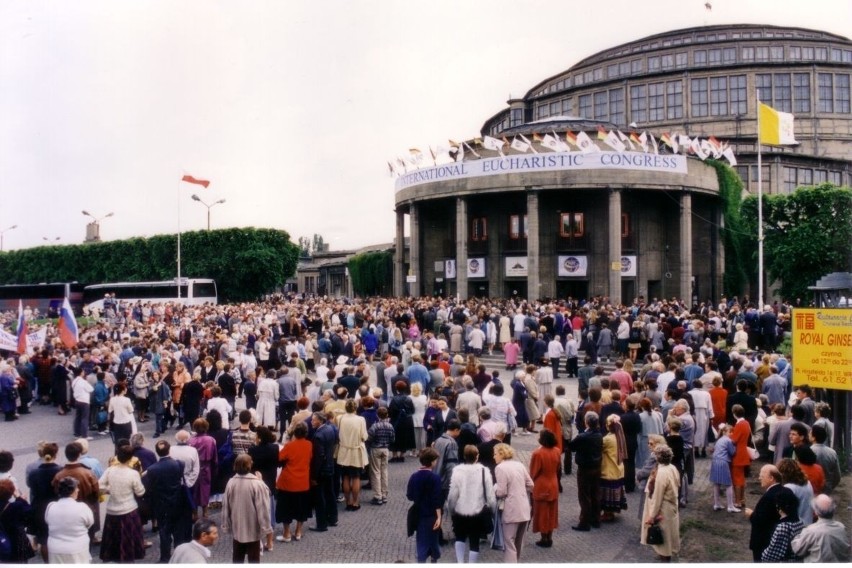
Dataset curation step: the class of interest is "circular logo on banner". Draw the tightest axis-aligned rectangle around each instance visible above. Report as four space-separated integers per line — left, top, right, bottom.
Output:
620 256 632 273
563 256 581 273
469 259 481 275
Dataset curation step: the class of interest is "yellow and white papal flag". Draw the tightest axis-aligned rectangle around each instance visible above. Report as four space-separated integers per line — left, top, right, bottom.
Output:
758 102 797 146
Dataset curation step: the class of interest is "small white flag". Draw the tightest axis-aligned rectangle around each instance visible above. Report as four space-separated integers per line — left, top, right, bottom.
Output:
519 134 538 153
541 133 562 152
575 131 599 154
690 138 708 160
510 136 530 153
482 136 505 154
617 130 635 151
638 132 649 153
649 134 659 154
722 147 738 166
603 130 626 152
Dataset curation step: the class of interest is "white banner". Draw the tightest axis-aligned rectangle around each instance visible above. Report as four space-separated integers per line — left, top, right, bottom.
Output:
0 327 47 354
467 258 486 278
558 255 588 277
395 151 688 191
505 256 528 277
621 255 637 277
445 259 456 279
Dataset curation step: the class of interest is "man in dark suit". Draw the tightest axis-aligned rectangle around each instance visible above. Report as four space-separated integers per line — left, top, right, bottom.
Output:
142 440 193 563
726 379 758 429
745 464 795 562
567 411 603 531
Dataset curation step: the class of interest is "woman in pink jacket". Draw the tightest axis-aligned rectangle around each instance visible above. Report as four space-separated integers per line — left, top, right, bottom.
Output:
494 443 534 563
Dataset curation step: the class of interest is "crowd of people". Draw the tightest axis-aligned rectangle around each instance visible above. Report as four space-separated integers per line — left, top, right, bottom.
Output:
0 292 848 563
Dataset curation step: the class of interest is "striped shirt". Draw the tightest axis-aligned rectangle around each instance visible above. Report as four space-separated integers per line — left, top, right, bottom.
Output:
368 420 396 449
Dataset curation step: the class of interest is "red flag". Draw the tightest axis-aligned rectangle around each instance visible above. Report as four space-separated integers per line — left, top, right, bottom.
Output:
181 174 210 188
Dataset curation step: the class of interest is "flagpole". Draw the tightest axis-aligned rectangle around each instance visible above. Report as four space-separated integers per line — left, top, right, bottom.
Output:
177 176 182 300
756 92 764 310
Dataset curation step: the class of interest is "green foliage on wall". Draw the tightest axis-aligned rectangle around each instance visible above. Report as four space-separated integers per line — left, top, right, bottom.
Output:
708 160 749 297
740 183 852 301
0 228 299 303
348 251 392 297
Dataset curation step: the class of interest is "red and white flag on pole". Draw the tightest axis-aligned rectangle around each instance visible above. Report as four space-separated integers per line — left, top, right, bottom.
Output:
181 174 210 188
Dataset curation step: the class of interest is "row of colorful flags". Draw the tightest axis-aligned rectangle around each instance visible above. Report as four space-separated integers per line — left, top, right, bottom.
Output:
388 101 799 177
2 298 78 354
389 127 739 176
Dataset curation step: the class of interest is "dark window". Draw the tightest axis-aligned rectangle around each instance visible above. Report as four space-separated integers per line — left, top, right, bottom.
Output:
559 213 584 238
471 218 487 241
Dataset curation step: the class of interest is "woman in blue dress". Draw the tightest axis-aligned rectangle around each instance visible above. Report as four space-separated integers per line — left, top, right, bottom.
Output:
708 424 739 512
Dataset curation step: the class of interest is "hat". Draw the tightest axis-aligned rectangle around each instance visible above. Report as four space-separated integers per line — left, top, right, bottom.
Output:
336 355 349 365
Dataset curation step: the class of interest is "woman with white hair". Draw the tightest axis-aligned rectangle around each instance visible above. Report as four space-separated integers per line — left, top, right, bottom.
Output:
733 323 749 352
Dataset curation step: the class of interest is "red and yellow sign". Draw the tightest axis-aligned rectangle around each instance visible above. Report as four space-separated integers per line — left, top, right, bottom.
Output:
792 308 852 391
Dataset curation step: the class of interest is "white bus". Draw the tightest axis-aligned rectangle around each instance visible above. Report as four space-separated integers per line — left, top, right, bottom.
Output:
83 278 218 311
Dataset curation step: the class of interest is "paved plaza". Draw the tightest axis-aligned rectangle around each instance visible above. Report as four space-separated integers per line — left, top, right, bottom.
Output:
2 354 834 564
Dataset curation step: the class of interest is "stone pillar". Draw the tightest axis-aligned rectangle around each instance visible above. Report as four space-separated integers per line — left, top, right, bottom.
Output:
409 203 421 297
526 191 540 303
394 208 405 297
680 192 693 303
456 198 468 300
608 189 622 304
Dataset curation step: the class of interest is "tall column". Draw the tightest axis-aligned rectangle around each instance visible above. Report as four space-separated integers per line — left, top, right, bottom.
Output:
526 191 540 303
608 189 622 304
456 198 468 301
409 203 421 297
680 192 693 303
394 208 405 297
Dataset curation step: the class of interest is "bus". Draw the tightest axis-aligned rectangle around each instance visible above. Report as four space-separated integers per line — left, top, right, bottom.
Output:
0 282 84 316
82 278 218 311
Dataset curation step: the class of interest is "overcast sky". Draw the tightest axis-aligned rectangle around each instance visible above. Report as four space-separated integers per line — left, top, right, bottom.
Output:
1 0 849 253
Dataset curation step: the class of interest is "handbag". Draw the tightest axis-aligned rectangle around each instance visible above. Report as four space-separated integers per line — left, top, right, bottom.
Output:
490 508 505 551
406 503 418 537
746 432 760 460
476 468 494 534
646 521 664 545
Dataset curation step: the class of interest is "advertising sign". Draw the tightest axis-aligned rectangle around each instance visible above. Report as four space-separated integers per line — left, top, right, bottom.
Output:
445 259 456 279
558 255 588 277
505 256 528 277
792 308 852 391
467 258 486 278
621 255 637 277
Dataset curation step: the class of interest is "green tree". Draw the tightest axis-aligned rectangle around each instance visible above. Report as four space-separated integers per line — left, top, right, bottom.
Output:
708 160 749 296
740 183 852 301
348 251 392 297
0 228 299 303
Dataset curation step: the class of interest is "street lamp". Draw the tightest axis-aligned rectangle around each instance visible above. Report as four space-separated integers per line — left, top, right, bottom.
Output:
0 224 17 251
81 211 114 242
191 194 226 231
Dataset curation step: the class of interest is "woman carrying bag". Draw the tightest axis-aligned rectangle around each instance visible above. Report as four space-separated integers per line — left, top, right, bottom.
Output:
447 445 496 563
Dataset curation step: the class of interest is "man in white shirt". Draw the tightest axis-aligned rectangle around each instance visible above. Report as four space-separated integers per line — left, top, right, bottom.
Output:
547 336 565 379
170 519 219 564
169 430 200 489
71 369 95 440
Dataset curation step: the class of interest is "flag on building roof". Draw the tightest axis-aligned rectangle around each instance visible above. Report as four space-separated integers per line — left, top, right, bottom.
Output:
678 134 693 151
387 161 395 177
637 131 649 153
181 174 210 188
16 300 27 355
576 131 599 154
511 136 530 153
700 138 721 159
483 135 505 154
409 148 424 165
540 133 562 152
690 137 708 160
660 132 677 153
396 157 408 172
597 125 608 141
603 130 626 152
532 132 543 143
649 133 659 154
519 134 538 153
463 141 481 158
629 131 642 147
617 130 635 151
722 146 738 166
565 131 578 148
473 137 483 146
758 102 797 146
58 296 78 349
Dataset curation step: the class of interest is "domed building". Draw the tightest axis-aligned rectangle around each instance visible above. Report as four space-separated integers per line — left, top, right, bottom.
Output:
392 24 852 303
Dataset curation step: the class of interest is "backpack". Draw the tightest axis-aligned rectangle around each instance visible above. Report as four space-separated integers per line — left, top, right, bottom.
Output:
218 431 234 467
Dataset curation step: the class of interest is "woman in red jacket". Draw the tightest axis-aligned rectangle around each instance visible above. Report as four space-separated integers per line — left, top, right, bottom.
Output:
729 404 753 508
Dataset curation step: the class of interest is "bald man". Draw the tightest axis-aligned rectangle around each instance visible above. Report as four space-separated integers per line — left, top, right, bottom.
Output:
744 465 795 562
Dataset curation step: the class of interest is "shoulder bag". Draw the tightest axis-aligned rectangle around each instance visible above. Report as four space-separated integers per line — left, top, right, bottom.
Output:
475 467 494 535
